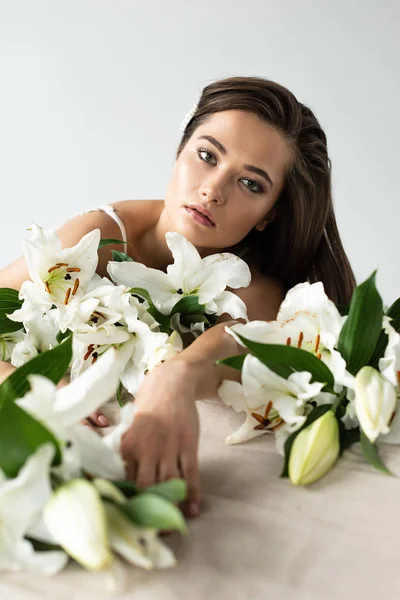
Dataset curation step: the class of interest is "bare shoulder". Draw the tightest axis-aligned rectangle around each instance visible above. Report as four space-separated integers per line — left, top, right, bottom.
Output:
227 269 285 322
110 199 164 241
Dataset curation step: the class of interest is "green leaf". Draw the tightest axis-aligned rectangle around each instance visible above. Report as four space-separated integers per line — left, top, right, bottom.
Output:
56 329 70 344
111 250 133 262
359 430 392 475
144 479 188 504
99 238 130 249
337 271 383 375
170 295 208 317
369 296 400 368
235 336 335 393
116 382 123 407
217 354 247 370
121 492 187 533
0 399 61 477
281 405 333 478
0 335 72 408
0 288 23 334
0 319 24 334
113 480 139 498
128 287 170 333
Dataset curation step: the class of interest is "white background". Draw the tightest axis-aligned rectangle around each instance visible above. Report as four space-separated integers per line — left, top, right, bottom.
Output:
0 0 398 304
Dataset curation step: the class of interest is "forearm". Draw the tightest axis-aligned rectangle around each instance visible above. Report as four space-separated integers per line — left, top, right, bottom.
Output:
170 320 248 400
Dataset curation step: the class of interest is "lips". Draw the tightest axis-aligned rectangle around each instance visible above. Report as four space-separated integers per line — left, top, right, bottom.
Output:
186 204 215 225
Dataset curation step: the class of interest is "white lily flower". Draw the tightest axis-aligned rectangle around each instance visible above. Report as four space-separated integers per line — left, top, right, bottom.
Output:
108 231 250 318
11 310 59 367
146 330 183 372
105 504 176 570
0 444 68 574
16 348 128 480
354 366 397 443
43 479 113 571
379 316 400 389
0 330 25 362
217 354 324 444
225 281 353 389
8 224 100 330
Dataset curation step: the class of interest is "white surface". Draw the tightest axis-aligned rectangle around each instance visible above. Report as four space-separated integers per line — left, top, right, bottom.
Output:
2 398 400 600
0 0 399 303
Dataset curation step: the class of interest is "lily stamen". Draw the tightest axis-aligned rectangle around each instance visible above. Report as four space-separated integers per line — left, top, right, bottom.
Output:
297 331 304 349
55 262 68 267
64 288 71 305
286 337 291 346
92 351 98 364
314 334 320 354
72 278 80 295
66 267 81 273
397 371 400 387
84 344 95 361
48 265 61 273
45 281 51 293
317 353 322 360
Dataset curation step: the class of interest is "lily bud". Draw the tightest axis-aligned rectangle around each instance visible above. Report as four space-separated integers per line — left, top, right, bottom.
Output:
289 410 340 485
43 479 113 571
354 366 397 443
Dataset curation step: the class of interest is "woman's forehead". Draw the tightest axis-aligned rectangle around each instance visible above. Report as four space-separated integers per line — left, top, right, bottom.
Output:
192 109 292 180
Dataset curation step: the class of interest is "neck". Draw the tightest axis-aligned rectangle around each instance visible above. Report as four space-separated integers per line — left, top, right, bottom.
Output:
137 204 226 272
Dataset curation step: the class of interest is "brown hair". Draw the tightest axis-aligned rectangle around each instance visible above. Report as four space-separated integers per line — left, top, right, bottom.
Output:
176 76 356 306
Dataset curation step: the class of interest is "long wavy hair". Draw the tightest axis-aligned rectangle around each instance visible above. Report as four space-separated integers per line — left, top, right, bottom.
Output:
176 76 356 306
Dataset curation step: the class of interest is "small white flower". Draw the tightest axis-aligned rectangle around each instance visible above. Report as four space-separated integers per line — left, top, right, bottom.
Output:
217 354 324 444
16 348 129 480
226 281 353 389
108 231 250 319
43 479 113 571
354 366 397 443
8 224 100 330
0 444 68 574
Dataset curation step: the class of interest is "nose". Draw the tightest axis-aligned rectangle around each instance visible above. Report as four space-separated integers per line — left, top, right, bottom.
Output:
199 172 227 206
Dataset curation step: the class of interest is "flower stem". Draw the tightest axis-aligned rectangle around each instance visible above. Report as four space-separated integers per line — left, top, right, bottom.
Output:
331 389 347 415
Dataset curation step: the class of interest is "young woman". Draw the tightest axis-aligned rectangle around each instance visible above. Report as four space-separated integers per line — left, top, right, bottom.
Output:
0 76 355 518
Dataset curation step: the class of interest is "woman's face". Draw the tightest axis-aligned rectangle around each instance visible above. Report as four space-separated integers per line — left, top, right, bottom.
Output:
164 109 292 252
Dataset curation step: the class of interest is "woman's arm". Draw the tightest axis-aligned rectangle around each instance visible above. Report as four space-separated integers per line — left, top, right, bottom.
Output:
121 275 284 517
0 204 129 291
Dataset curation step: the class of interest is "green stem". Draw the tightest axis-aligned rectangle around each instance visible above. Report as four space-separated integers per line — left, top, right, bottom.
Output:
331 389 347 415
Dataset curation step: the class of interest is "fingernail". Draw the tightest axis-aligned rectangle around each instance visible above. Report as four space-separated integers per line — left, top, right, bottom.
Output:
98 415 108 426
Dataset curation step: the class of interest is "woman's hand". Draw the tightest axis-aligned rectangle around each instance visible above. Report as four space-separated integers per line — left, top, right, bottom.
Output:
120 359 201 518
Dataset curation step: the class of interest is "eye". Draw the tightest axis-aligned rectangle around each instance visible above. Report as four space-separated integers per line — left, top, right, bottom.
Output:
197 147 216 164
241 178 264 194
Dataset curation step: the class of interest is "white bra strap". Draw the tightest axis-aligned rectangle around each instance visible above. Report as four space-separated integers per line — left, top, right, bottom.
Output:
84 205 128 254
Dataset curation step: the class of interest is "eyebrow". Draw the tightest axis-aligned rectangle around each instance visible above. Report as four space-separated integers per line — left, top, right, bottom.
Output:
197 135 274 188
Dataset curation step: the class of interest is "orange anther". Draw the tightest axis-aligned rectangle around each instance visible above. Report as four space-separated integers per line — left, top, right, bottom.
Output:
314 334 320 354
55 263 68 267
297 331 304 349
265 400 273 419
66 267 81 273
44 281 51 293
48 265 60 273
286 337 291 346
84 344 95 361
317 353 322 360
64 287 71 305
72 278 79 295
397 371 400 388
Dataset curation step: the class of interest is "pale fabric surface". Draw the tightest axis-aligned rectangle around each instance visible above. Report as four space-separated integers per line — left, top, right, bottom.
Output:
2 398 400 600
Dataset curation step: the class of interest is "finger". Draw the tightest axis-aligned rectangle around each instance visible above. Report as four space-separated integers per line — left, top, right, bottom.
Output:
89 410 109 427
157 448 181 482
124 456 138 483
179 453 201 517
136 458 158 490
